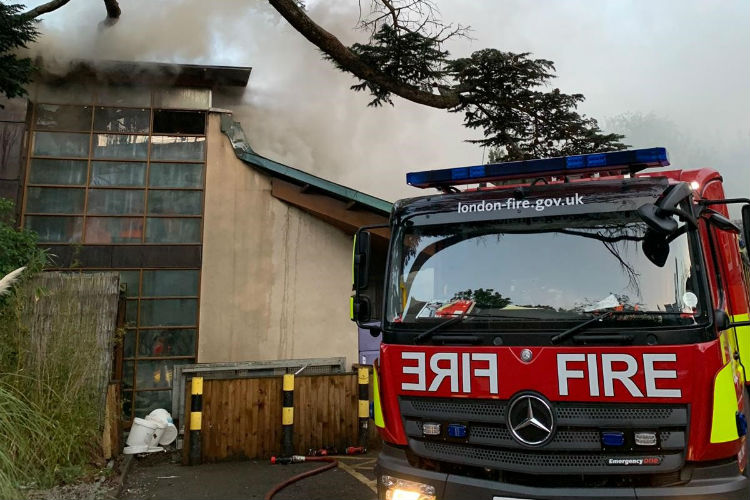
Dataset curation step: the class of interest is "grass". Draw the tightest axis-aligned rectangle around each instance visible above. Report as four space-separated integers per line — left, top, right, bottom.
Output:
0 280 104 499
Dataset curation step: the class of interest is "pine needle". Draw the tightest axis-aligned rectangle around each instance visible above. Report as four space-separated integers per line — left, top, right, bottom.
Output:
0 267 26 297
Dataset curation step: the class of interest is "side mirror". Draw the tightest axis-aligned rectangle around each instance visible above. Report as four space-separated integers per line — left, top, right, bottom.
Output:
715 309 750 331
639 204 678 234
659 182 692 212
353 231 371 290
704 210 741 233
715 309 731 331
642 230 669 267
638 182 695 235
350 225 389 326
742 205 750 250
351 295 371 323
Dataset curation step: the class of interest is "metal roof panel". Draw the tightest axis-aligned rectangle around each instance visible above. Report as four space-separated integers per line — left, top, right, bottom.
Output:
219 114 392 215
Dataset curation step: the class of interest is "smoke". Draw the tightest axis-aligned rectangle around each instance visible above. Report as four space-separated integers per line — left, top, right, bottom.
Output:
23 0 750 205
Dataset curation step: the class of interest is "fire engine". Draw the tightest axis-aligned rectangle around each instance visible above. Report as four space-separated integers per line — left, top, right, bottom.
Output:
351 147 750 499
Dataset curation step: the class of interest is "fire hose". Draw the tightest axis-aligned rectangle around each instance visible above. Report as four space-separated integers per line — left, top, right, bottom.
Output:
264 456 337 500
265 447 366 500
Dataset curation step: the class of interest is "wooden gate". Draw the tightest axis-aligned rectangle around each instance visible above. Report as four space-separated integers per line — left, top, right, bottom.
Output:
185 373 361 462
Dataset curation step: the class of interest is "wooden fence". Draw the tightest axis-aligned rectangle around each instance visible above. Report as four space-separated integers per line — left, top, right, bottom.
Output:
19 272 120 423
184 373 366 462
17 272 122 456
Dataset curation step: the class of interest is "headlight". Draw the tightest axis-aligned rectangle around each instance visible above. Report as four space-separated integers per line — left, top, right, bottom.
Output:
381 475 437 500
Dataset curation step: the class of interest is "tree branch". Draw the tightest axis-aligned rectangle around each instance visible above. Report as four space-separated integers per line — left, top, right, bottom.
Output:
19 0 118 22
268 0 459 108
103 0 121 18
18 0 72 21
379 0 400 30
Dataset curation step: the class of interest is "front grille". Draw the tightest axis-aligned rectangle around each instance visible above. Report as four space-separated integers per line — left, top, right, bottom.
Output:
555 404 685 424
400 397 688 426
470 426 599 444
412 440 684 475
424 441 608 467
407 398 506 420
401 396 688 476
468 425 512 440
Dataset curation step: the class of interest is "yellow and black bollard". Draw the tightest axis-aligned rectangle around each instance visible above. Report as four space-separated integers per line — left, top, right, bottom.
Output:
189 376 203 465
282 373 295 456
357 367 369 449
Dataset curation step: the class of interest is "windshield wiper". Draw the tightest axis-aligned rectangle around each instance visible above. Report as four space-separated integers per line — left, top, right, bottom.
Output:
462 313 547 320
412 312 547 344
413 315 467 344
550 311 615 345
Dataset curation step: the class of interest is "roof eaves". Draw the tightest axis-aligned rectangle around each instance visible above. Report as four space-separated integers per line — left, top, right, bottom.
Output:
219 114 393 215
36 59 252 88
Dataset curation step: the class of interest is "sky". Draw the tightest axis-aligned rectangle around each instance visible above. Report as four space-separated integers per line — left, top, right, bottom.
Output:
22 0 750 213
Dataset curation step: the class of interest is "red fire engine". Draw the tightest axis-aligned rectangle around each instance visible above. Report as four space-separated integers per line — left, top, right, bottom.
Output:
351 147 750 499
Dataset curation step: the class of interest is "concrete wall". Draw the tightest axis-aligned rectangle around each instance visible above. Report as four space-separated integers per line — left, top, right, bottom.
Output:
199 113 358 365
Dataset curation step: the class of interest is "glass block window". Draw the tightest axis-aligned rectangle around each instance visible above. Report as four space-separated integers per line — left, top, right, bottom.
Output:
92 134 149 160
142 270 199 297
28 159 88 185
33 132 90 157
24 102 206 244
145 218 201 243
150 136 205 161
85 217 144 244
149 163 203 188
90 162 147 186
88 268 199 422
147 190 202 215
134 389 174 417
117 268 199 421
24 95 207 423
94 107 150 133
26 187 85 213
24 215 82 243
87 189 145 215
34 104 92 131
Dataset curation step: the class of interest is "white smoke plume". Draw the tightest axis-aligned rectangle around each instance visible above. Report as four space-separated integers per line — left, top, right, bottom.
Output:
22 0 750 206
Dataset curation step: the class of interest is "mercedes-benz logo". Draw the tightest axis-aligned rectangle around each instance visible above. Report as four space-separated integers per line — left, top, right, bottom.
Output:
507 393 556 446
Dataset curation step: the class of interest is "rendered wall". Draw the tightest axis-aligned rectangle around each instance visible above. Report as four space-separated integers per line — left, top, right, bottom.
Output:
199 113 358 364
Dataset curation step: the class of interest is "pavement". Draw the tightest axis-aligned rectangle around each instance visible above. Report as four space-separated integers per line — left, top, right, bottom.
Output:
119 450 378 500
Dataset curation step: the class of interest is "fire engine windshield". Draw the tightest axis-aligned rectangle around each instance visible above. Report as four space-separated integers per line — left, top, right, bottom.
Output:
386 211 705 329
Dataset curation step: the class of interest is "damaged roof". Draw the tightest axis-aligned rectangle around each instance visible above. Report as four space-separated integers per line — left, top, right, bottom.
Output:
219 114 393 216
36 60 252 88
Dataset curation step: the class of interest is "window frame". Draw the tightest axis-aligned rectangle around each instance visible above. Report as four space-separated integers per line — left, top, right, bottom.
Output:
22 101 207 245
24 91 208 423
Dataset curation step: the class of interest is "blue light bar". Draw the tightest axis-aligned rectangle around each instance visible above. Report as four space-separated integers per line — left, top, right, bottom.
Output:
406 148 669 189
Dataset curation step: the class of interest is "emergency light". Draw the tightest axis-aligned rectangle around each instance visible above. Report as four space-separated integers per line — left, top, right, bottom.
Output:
406 147 669 189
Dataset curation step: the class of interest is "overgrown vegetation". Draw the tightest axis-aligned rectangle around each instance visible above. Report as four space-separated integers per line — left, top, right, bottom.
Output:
0 199 45 278
0 199 101 499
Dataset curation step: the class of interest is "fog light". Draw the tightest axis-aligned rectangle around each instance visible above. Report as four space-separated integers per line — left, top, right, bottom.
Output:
381 475 436 500
634 432 657 446
422 422 441 436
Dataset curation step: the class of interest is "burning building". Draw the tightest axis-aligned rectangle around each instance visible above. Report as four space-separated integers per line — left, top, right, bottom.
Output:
0 60 390 422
